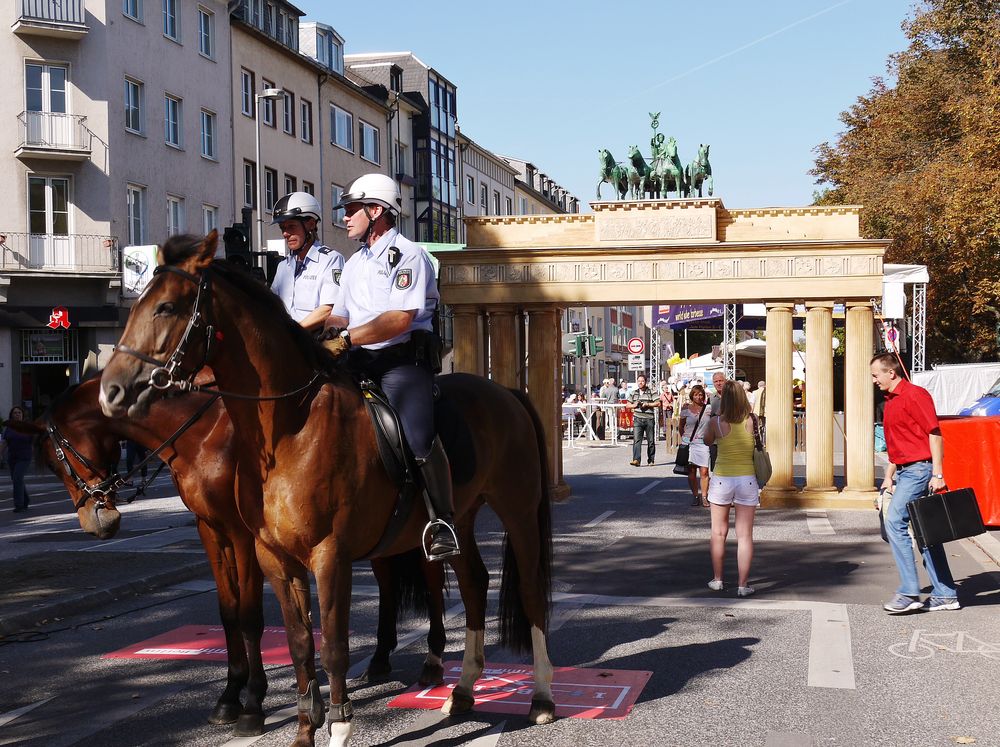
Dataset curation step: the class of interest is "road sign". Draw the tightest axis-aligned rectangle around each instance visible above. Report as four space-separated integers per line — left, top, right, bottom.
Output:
627 337 644 354
628 353 644 371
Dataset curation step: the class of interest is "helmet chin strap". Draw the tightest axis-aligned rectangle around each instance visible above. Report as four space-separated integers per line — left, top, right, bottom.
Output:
360 205 378 245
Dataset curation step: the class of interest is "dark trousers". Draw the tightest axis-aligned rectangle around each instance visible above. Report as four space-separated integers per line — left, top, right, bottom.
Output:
632 418 655 463
10 460 29 510
367 360 436 460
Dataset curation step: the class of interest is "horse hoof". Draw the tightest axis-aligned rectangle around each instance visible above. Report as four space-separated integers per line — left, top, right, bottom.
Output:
233 712 266 737
528 697 556 725
207 701 242 725
418 661 445 686
441 689 475 716
359 659 392 683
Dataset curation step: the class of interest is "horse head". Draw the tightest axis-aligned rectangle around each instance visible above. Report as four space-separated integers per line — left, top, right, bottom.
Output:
627 145 645 168
698 143 710 164
665 137 678 158
101 231 219 420
598 148 615 172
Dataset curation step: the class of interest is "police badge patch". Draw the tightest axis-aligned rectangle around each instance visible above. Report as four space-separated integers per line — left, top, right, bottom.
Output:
333 269 342 286
395 269 412 290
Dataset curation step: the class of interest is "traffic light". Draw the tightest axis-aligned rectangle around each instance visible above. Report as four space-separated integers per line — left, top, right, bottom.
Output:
264 251 282 285
575 334 585 357
590 335 604 354
222 223 252 269
563 333 586 357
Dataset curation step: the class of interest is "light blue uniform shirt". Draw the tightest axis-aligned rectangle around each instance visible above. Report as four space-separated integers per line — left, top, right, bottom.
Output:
332 228 438 350
270 243 344 323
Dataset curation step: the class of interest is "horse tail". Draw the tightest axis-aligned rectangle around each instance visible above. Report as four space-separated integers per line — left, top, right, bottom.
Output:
388 547 431 619
498 388 553 653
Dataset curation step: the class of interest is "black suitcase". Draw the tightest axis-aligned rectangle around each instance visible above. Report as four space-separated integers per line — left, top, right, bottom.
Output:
908 488 986 551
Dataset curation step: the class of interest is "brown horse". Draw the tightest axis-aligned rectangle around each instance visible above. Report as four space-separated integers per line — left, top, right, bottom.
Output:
29 375 450 738
99 232 555 747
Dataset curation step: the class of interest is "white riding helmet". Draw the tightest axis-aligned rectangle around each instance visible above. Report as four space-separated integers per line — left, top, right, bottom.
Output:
271 191 322 224
335 173 402 216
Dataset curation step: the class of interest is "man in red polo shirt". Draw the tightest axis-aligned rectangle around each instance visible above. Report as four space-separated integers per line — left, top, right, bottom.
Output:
871 352 959 614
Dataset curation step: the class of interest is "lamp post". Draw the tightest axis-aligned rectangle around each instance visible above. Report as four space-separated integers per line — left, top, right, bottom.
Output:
254 87 285 269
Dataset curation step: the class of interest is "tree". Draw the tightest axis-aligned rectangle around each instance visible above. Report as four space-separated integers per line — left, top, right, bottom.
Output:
812 0 1000 363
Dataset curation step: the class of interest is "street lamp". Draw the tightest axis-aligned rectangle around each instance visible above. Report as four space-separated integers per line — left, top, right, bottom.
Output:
254 87 285 269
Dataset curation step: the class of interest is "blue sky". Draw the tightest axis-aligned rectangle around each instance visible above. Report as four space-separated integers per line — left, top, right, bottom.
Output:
295 0 913 210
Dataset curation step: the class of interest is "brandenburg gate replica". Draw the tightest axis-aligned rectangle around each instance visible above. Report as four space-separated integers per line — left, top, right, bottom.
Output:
436 198 888 509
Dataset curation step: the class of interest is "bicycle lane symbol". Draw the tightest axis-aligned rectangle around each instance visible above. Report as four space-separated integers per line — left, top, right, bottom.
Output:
889 629 1000 660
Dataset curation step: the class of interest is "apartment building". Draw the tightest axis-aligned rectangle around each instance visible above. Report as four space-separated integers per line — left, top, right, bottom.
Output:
457 132 517 240
498 156 580 216
1 0 234 417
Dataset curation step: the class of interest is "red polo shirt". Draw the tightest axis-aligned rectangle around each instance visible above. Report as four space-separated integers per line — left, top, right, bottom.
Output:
883 377 940 465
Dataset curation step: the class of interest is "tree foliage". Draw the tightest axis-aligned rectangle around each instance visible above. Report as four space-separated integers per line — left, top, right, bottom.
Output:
812 0 1000 363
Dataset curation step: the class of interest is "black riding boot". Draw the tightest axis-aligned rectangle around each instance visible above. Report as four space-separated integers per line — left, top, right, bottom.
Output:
417 438 460 561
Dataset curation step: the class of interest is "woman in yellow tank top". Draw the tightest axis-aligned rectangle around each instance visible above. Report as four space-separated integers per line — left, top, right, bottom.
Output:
703 380 760 598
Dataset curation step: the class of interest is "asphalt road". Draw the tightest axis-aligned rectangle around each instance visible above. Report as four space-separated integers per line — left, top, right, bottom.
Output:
1 444 999 747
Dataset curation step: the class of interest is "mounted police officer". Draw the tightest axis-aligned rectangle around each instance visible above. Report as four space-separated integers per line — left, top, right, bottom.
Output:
269 191 344 330
324 173 459 561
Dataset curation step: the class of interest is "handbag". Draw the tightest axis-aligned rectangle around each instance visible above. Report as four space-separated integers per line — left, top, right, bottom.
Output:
908 487 985 550
750 414 772 487
673 406 706 475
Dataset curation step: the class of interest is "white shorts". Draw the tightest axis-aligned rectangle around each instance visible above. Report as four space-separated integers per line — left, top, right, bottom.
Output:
688 443 711 468
707 475 760 506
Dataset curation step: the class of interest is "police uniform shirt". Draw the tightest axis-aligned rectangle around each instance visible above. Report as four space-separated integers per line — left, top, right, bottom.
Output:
270 243 344 322
331 228 437 351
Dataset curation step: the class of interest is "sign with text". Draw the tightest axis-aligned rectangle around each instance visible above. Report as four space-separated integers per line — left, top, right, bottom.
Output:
628 353 645 371
122 245 159 299
102 625 324 664
627 337 645 354
389 662 651 720
654 304 724 328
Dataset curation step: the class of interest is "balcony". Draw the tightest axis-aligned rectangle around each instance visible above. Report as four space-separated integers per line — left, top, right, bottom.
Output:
0 232 119 274
12 0 88 38
16 111 92 161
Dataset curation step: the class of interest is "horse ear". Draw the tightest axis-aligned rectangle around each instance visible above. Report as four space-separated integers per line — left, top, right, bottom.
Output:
155 246 165 266
194 230 219 269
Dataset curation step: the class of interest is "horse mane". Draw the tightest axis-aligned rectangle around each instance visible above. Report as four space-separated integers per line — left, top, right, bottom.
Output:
159 234 341 374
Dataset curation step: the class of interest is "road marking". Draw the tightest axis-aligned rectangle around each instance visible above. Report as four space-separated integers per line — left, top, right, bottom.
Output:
0 696 55 728
807 603 856 689
636 480 662 495
78 526 192 552
806 510 835 535
347 602 465 679
392 713 506 746
583 510 615 528
549 601 585 632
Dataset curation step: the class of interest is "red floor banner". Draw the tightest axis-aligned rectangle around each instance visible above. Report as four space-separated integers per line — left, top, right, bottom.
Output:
103 625 323 665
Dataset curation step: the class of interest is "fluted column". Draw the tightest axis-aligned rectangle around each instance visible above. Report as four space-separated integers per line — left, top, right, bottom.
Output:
804 303 835 491
488 308 519 389
845 303 876 494
451 306 484 375
762 303 797 501
526 306 568 499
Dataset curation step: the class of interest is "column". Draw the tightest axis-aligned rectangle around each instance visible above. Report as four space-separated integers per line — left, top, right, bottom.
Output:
762 303 797 500
526 306 569 500
804 303 835 491
845 303 876 494
451 306 483 375
488 307 519 389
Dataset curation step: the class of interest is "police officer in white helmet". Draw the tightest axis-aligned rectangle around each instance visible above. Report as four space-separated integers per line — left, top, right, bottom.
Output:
269 191 345 330
324 173 458 560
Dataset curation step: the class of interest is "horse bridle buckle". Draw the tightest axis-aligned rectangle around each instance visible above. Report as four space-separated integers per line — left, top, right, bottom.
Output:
149 367 174 390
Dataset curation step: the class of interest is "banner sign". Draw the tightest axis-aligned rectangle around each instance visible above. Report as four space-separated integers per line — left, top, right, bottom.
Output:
103 625 324 665
654 304 724 328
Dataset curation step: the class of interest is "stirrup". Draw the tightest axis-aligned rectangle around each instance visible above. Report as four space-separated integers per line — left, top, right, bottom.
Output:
421 519 460 562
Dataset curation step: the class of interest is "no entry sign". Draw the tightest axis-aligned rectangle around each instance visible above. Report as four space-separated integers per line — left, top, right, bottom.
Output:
103 625 324 665
627 337 645 355
389 661 651 720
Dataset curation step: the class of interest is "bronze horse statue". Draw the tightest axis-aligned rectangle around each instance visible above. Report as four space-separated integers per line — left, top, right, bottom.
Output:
649 135 688 198
98 232 555 747
626 145 656 200
596 148 628 200
686 143 713 197
27 375 451 737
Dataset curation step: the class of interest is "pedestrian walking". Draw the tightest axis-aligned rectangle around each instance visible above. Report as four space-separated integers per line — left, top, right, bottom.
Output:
703 381 760 597
658 380 674 441
626 374 660 466
679 384 712 505
871 352 959 614
1 406 33 513
708 371 726 469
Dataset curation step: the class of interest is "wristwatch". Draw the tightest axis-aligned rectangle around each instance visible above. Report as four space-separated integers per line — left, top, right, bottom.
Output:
339 329 352 347
933 473 944 479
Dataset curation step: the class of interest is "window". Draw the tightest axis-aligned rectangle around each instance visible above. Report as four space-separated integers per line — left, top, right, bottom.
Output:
123 0 142 22
282 91 294 135
390 67 402 93
164 94 181 147
203 204 218 233
126 184 145 244
162 0 178 40
302 181 314 196
331 105 352 150
264 167 277 212
261 79 275 127
300 99 312 143
465 175 474 204
124 77 144 133
493 191 501 215
243 161 256 207
395 142 408 176
264 2 275 34
331 184 345 226
332 37 344 74
25 63 67 115
198 7 214 58
505 197 513 215
359 120 379 164
167 196 184 235
519 197 528 214
480 184 487 210
240 69 254 117
200 109 216 159
28 176 70 237
284 175 296 194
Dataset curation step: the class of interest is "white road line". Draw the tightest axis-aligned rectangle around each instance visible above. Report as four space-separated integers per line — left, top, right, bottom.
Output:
806 510 836 536
549 601 585 632
0 696 55 728
465 721 507 747
637 480 662 495
78 526 193 552
807 603 856 689
583 510 615 528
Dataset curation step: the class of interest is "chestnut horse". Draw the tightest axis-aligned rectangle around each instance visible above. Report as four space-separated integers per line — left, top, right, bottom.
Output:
28 376 450 737
99 233 554 747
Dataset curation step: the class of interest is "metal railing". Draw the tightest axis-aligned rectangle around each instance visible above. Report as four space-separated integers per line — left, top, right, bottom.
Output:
18 111 92 153
0 232 119 273
18 0 85 25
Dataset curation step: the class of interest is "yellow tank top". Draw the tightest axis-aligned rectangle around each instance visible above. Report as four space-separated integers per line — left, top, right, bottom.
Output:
713 418 755 476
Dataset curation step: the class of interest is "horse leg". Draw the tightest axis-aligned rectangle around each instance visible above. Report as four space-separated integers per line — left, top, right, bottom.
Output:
312 545 354 747
707 174 714 197
419 558 446 686
596 180 603 200
195 520 248 727
233 531 267 736
255 541 323 747
441 518 488 716
364 556 397 682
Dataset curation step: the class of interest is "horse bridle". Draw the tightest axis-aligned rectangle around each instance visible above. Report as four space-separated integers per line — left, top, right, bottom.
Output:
46 420 123 511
